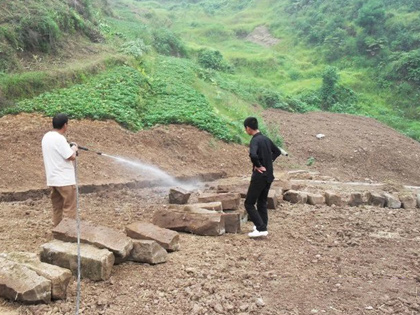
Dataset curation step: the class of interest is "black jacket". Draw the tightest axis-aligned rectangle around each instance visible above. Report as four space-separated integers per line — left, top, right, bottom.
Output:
249 132 281 182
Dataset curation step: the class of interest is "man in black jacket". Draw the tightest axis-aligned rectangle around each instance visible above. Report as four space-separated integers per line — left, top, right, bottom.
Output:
244 117 281 238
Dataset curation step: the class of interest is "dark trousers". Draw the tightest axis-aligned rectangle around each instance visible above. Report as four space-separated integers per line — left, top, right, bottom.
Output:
244 176 271 232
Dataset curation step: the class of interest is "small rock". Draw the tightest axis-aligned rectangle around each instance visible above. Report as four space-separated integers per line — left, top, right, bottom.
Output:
256 298 265 307
239 303 249 311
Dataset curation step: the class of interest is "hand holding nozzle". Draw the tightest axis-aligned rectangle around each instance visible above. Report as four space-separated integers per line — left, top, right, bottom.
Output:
69 142 79 156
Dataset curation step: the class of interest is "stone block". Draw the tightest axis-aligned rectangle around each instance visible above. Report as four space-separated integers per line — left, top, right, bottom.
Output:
348 192 364 207
383 193 402 209
367 192 386 207
325 191 342 206
283 190 307 204
40 240 114 281
0 252 72 300
272 172 292 192
126 222 180 252
189 202 223 212
52 218 133 263
217 184 249 198
267 190 278 209
399 193 417 209
152 208 225 236
221 212 241 233
197 193 241 210
129 240 167 265
0 257 51 304
306 193 325 206
169 187 191 204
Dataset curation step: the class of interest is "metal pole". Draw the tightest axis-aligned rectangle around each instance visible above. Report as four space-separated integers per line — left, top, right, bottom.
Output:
74 158 81 315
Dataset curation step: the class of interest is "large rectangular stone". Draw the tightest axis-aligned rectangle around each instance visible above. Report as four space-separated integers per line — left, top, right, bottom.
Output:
40 240 115 281
221 212 241 233
0 252 72 300
283 190 307 204
197 193 241 210
325 191 342 206
367 192 386 207
189 202 223 212
307 193 325 206
169 187 191 204
217 184 249 198
0 257 51 304
384 193 402 209
152 208 226 236
129 240 167 265
126 222 180 252
52 218 133 262
400 193 417 209
267 190 278 209
348 192 364 207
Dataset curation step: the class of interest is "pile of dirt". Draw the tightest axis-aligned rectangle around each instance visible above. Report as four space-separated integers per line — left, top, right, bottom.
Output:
263 109 420 186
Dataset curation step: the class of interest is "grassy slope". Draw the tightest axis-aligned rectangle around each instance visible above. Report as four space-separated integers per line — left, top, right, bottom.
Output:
1 0 419 144
131 0 420 141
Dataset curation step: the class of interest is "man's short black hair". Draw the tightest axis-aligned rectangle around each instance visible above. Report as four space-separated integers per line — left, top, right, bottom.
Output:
244 117 258 130
52 113 68 129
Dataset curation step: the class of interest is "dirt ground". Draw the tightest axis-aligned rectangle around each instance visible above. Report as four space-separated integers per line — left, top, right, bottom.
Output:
1 112 420 314
263 109 420 186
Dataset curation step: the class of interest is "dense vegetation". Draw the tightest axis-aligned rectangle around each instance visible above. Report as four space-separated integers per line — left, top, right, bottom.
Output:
1 0 419 143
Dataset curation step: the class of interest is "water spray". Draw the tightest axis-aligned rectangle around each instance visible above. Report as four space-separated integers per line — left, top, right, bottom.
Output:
74 145 200 190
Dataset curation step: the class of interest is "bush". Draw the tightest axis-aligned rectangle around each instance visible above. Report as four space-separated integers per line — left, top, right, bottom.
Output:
19 15 61 52
152 29 187 57
387 50 420 84
197 49 232 72
120 39 150 59
320 66 340 110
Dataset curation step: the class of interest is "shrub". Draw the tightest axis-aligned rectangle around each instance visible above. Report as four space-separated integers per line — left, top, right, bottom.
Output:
197 49 232 72
320 66 340 110
120 39 150 59
152 28 187 57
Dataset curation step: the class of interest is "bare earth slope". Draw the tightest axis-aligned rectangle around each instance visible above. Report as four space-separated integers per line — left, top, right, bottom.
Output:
0 113 249 192
263 109 420 186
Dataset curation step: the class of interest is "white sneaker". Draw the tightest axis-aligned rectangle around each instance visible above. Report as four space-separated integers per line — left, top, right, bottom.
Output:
253 225 257 231
248 230 268 238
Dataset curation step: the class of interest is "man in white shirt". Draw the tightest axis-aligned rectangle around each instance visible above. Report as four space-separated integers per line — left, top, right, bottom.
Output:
42 113 78 226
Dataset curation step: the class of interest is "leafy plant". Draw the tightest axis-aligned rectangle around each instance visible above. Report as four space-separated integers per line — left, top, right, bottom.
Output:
152 28 187 57
120 39 150 59
2 66 146 130
197 49 232 72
